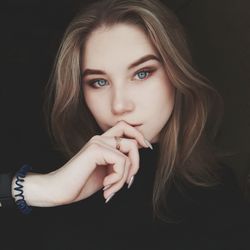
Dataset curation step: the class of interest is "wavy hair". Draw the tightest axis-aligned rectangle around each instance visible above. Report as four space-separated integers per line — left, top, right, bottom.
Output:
43 0 226 223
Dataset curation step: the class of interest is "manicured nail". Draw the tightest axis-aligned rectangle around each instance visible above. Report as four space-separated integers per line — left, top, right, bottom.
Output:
127 175 135 189
103 184 111 191
144 139 153 150
105 193 115 203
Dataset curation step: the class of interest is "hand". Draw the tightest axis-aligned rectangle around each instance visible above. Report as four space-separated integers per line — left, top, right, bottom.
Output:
79 121 152 202
43 121 152 205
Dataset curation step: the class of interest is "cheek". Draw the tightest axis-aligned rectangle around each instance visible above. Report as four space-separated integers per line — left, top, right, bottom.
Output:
161 84 175 117
159 72 175 105
147 75 175 111
83 90 101 116
154 84 175 130
83 90 109 128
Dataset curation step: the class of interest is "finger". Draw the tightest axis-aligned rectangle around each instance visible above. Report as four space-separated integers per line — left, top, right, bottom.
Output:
126 141 139 183
93 136 140 184
90 142 130 185
103 157 130 199
102 120 151 149
90 136 140 199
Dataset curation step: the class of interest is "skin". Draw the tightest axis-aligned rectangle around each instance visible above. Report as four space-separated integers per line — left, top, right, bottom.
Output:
9 24 177 207
82 23 175 143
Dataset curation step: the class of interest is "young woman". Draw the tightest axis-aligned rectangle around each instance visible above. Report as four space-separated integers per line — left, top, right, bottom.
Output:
1 0 249 249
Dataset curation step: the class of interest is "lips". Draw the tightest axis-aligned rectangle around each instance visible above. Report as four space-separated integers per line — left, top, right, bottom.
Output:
132 125 142 129
130 123 142 127
116 120 142 127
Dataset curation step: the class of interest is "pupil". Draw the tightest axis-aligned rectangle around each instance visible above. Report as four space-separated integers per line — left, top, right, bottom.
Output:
139 72 146 79
99 80 105 85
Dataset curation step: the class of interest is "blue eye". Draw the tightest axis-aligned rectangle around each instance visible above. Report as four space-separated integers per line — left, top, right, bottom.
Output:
136 70 150 80
88 79 107 88
86 68 155 89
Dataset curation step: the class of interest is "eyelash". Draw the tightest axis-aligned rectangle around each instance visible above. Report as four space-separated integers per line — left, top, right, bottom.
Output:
85 67 156 89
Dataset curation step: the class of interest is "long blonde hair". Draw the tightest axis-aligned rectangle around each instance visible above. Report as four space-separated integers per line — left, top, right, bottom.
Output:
43 0 225 222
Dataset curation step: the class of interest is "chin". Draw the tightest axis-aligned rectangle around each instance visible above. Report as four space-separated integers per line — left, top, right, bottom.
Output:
150 133 160 143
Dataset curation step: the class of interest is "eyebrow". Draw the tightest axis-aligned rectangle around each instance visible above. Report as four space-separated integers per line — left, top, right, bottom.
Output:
81 54 161 78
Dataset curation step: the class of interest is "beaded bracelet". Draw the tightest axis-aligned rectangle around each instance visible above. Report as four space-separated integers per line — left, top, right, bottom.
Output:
14 164 33 215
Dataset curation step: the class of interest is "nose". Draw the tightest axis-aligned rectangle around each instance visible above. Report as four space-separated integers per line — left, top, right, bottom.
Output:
111 85 135 115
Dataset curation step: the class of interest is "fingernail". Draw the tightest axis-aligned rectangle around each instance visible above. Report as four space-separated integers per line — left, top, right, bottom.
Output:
103 184 111 191
127 175 135 189
105 193 115 203
144 139 153 150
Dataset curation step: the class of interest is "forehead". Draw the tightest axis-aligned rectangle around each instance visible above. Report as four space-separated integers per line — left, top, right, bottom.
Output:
82 23 157 70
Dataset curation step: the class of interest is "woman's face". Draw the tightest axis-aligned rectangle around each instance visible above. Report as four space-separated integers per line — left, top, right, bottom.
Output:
82 23 175 143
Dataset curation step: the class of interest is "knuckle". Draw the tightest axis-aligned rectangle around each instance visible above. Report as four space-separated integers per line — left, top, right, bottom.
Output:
124 156 131 166
116 182 125 190
117 176 127 188
89 135 97 143
116 172 123 180
90 135 102 145
119 120 127 127
117 158 128 177
119 154 127 162
88 141 100 150
130 139 138 147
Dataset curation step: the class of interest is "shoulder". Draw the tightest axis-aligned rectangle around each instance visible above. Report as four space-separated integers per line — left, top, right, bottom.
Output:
187 163 247 209
156 164 250 245
185 163 250 227
169 162 250 220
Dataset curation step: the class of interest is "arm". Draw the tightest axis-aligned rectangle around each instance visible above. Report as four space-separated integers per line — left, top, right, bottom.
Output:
1 121 151 211
11 172 61 207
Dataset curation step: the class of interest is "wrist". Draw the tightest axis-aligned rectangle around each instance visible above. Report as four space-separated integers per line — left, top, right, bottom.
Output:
12 172 60 207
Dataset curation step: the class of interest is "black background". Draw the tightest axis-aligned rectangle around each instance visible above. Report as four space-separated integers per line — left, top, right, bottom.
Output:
0 0 250 191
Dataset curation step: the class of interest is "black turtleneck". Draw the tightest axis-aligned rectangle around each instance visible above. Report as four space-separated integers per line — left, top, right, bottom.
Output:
6 142 250 250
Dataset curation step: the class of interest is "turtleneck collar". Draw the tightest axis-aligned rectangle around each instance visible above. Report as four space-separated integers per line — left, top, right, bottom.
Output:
138 142 160 168
139 142 160 155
